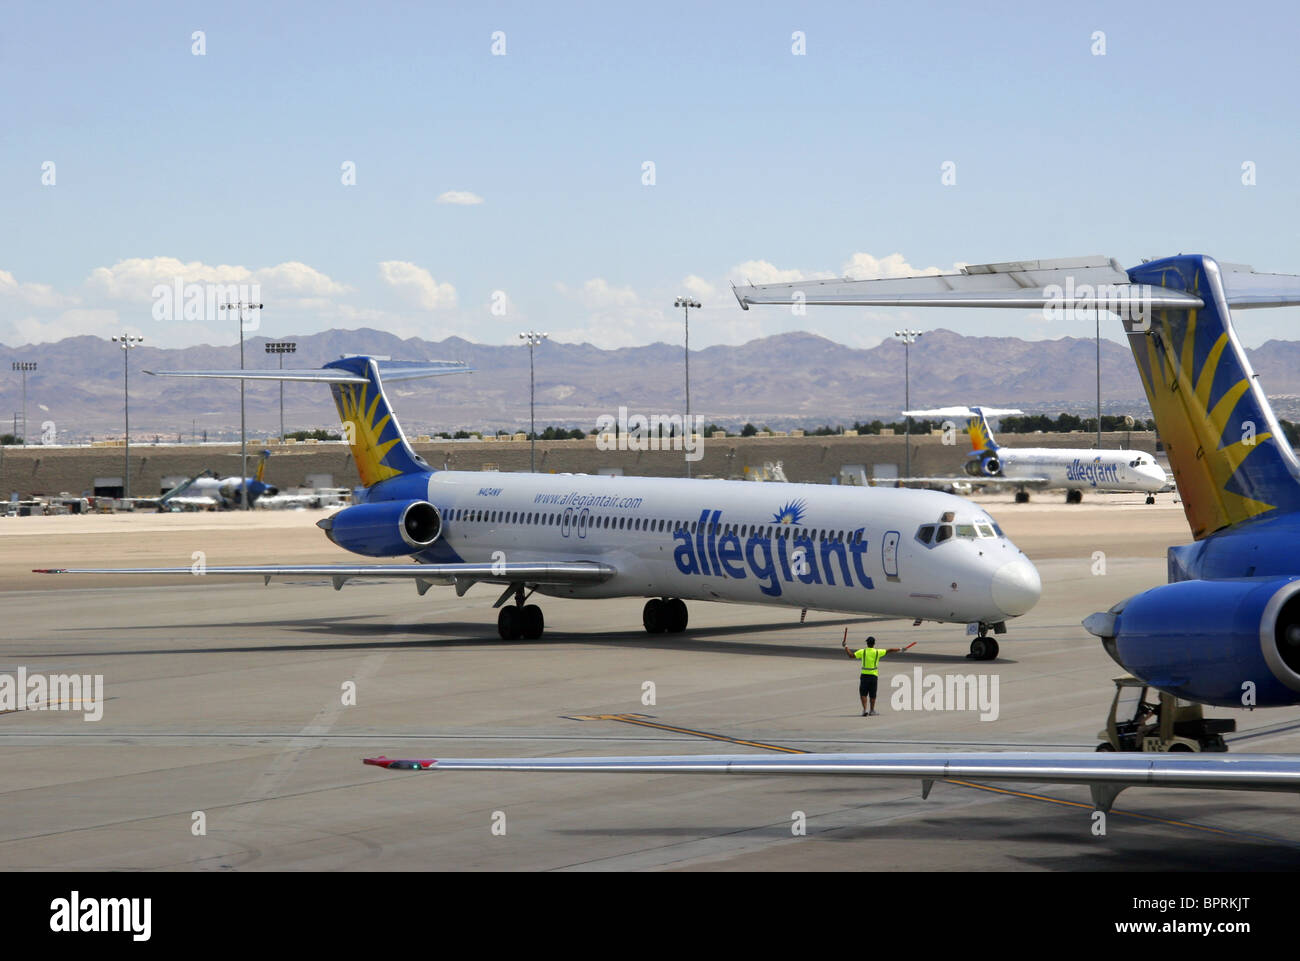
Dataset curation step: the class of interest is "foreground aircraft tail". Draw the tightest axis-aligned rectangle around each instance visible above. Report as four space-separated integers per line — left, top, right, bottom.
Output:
740 254 1300 539
1125 256 1300 538
147 355 472 490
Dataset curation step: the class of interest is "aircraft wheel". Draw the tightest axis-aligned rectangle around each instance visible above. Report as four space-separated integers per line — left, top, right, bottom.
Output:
664 598 688 633
1014 490 1029 504
969 637 990 660
642 598 665 633
983 638 999 659
497 605 522 640
1095 742 1115 752
1168 742 1194 753
1146 495 1156 505
1066 489 1083 504
520 604 545 640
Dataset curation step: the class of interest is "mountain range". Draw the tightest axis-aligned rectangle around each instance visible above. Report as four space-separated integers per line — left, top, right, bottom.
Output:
5 328 1300 441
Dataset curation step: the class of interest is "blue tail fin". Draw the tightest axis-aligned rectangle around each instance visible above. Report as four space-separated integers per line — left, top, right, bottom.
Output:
323 357 429 487
1125 255 1300 538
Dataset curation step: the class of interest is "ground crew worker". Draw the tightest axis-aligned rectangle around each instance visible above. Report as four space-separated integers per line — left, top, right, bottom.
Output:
842 635 904 716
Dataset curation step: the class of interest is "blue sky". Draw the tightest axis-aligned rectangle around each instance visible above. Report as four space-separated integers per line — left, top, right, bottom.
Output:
3 0 1298 350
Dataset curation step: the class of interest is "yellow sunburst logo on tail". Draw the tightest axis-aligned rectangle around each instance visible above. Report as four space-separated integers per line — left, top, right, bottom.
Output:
1136 306 1276 538
335 382 403 487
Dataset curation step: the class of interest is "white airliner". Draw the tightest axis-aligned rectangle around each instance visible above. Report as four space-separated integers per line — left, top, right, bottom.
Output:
901 405 1169 503
36 356 1041 660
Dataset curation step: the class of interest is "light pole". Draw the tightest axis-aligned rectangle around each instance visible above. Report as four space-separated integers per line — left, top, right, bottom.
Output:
110 335 143 499
221 301 263 509
11 362 35 446
265 341 297 442
894 329 923 481
518 330 548 471
674 297 700 477
1096 313 1103 449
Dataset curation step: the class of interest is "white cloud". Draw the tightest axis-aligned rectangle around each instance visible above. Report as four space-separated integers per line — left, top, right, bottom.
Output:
682 274 715 300
84 257 352 301
8 308 122 345
436 190 484 206
840 252 948 280
0 269 78 309
377 261 458 310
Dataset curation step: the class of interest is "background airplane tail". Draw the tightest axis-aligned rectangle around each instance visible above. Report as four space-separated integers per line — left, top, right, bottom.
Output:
1125 255 1300 538
967 409 998 453
254 449 271 482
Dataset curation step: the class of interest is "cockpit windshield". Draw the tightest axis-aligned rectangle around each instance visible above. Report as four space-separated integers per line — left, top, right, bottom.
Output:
916 513 1001 547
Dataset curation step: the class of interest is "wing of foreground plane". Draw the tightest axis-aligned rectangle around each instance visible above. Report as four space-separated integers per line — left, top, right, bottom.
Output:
363 750 1300 813
36 561 615 595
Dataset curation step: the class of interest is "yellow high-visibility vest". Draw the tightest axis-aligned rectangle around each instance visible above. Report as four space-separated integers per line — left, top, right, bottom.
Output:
857 647 886 675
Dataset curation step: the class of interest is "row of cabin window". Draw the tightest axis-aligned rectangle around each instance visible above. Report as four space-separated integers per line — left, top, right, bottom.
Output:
447 507 865 544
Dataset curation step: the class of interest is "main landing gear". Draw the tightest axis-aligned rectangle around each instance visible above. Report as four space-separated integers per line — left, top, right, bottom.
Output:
1014 490 1030 504
1145 494 1156 505
643 597 689 634
497 586 545 640
967 622 1003 661
1066 489 1083 504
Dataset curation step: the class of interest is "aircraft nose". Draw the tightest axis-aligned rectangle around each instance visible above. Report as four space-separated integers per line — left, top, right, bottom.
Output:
992 559 1041 617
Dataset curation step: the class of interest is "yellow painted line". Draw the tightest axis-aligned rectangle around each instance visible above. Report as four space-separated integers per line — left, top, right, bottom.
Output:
565 713 809 754
0 699 98 715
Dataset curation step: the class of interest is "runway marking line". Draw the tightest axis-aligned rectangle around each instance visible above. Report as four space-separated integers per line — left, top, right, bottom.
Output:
562 713 807 754
566 713 1300 847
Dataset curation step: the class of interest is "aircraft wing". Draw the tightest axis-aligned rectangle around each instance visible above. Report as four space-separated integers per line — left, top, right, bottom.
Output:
899 476 1052 489
34 561 616 593
732 256 1203 311
362 750 1300 812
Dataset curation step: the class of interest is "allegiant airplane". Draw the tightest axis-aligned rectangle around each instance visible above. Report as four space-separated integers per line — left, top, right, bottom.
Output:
898 404 1169 504
361 256 1300 814
36 358 1040 659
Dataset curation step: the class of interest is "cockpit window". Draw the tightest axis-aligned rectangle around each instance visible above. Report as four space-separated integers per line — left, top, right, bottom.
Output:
955 524 977 539
935 524 953 543
916 525 935 545
975 523 996 538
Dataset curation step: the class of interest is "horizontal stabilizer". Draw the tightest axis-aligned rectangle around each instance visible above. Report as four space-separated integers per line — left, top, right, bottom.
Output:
145 360 472 384
734 256 1202 312
902 407 1022 419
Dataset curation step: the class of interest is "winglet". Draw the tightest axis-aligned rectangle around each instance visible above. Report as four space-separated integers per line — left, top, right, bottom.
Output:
364 756 438 770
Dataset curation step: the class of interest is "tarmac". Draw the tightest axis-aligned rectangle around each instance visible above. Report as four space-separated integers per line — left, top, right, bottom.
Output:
4 493 1299 871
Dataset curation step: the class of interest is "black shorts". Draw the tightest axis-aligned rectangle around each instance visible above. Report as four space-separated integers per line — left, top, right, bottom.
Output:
859 673 878 697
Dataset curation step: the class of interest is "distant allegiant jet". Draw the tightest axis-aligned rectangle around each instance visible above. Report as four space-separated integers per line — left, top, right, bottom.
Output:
899 404 1168 503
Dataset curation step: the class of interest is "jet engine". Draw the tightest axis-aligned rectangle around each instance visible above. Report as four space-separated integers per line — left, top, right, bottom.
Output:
1084 577 1300 708
318 499 442 557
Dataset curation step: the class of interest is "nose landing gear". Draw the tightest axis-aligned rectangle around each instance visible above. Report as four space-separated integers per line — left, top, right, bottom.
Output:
967 622 1002 660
